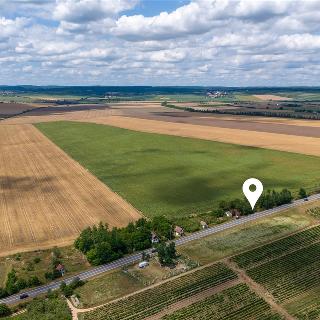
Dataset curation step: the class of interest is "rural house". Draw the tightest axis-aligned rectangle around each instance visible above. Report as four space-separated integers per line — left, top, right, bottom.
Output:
56 263 65 276
151 232 159 244
200 221 208 229
174 226 184 237
231 209 241 218
225 211 232 218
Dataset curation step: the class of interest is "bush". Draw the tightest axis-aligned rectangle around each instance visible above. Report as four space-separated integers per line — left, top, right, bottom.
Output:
60 278 84 297
0 304 11 317
299 188 307 199
0 288 7 299
27 276 41 287
33 257 41 264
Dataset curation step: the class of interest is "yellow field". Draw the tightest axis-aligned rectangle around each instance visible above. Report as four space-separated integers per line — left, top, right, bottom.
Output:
253 94 292 101
0 124 141 256
83 115 320 157
199 115 320 128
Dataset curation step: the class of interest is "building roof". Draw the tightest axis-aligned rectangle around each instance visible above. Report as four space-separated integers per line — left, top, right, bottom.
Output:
56 264 65 271
175 226 184 233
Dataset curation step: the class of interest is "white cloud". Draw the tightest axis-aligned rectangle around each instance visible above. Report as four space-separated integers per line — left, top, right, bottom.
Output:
0 17 30 39
53 0 138 23
0 0 320 86
278 34 320 50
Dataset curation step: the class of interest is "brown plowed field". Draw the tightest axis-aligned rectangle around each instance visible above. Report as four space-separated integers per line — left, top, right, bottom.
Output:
0 103 41 117
2 102 320 154
83 115 320 157
0 124 141 256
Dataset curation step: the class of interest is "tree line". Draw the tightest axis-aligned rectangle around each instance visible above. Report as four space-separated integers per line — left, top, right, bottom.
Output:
74 216 173 266
219 188 294 216
0 269 41 299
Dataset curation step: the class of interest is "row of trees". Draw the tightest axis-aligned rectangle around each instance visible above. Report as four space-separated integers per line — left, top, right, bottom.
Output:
219 189 294 215
75 189 297 266
185 107 320 120
0 270 41 298
75 216 173 266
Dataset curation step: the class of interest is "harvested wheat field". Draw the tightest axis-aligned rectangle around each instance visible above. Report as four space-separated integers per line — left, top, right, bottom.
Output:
84 115 320 157
253 94 292 101
0 124 141 256
199 115 320 128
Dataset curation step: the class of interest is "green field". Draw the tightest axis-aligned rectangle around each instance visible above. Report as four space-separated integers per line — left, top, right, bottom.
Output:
36 121 320 220
74 270 145 308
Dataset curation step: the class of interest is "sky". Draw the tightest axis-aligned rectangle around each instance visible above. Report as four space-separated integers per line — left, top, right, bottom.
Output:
0 0 320 86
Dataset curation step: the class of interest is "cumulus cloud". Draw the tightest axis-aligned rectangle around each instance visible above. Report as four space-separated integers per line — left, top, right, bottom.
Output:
0 17 30 39
112 0 292 41
53 0 138 23
0 0 320 85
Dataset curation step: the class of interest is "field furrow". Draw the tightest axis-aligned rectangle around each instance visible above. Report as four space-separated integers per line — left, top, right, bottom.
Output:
0 124 141 256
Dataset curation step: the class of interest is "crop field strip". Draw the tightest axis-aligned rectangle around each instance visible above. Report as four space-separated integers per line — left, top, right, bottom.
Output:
233 225 320 269
36 121 320 219
0 124 141 256
246 242 320 302
82 115 320 157
5 103 320 156
161 283 283 320
287 292 320 320
82 263 237 320
232 225 320 318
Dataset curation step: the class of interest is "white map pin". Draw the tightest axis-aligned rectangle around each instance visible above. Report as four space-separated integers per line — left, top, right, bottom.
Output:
242 178 263 210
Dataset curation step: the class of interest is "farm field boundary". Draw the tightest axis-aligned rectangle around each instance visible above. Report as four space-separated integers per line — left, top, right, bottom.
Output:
36 121 320 219
81 115 320 156
80 263 238 320
0 124 141 257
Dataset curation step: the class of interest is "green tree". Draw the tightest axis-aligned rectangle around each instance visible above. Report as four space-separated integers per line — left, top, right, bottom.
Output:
151 216 173 240
0 288 7 299
299 188 307 199
5 270 18 295
0 304 11 317
28 276 42 287
157 242 177 266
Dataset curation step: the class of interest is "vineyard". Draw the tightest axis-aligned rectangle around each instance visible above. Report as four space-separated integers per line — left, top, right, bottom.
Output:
162 284 283 320
233 225 320 318
307 207 320 219
232 225 320 269
82 263 237 320
285 291 320 320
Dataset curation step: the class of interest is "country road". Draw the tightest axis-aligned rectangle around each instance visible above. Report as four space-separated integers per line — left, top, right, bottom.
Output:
1 193 320 305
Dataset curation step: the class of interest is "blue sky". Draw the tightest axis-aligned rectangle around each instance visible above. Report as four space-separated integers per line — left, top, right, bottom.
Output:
0 0 320 86
125 1 191 16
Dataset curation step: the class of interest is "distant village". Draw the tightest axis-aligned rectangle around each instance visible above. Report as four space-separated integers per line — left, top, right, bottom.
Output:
206 90 228 98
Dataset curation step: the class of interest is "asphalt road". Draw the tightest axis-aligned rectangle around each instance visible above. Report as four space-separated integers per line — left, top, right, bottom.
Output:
1 193 320 305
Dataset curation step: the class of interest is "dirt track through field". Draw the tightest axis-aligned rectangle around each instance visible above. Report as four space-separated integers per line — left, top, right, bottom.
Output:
81 115 320 157
0 124 141 256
